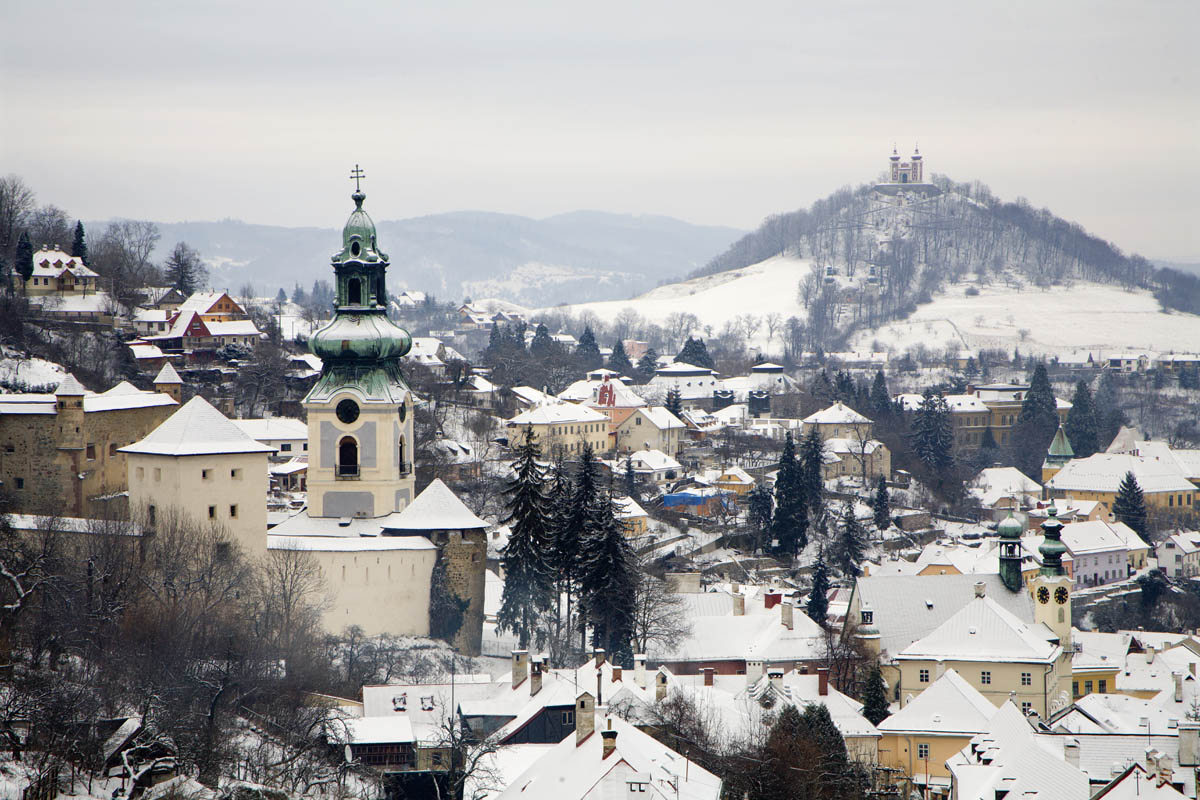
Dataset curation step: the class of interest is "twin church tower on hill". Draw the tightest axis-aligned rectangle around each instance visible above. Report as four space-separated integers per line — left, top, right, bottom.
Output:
122 175 488 654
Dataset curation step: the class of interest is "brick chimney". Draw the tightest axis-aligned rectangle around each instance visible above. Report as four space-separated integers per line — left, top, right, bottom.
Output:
530 656 543 696
733 594 745 616
655 670 668 702
575 692 595 746
764 591 781 609
702 667 714 687
601 726 618 759
1175 672 1184 703
817 667 829 696
781 601 794 630
594 648 606 666
746 660 764 685
1179 722 1200 766
634 654 647 689
612 666 623 683
974 581 986 598
768 669 783 690
511 649 529 689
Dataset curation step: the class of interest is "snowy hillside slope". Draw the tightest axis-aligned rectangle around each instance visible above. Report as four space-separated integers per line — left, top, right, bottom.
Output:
850 279 1200 359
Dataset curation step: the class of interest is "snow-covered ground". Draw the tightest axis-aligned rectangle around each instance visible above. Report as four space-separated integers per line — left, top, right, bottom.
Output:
0 347 66 391
852 279 1200 359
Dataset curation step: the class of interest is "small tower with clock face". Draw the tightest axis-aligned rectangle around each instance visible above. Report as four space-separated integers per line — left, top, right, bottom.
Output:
304 176 416 518
1031 504 1072 647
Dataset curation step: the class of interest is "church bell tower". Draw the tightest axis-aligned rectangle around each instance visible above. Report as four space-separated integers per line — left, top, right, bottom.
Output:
1031 504 1072 647
304 168 416 518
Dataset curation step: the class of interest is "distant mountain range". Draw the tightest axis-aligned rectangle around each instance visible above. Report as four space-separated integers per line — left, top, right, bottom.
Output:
91 211 744 307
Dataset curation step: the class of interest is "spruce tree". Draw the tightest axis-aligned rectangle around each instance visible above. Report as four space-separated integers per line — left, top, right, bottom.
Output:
799 426 826 516
529 323 553 357
560 445 602 647
1093 371 1127 450
747 485 774 553
164 241 206 295
806 551 830 625
608 339 633 375
576 326 602 369
635 348 659 383
579 491 638 663
1065 379 1100 458
834 370 855 403
810 370 836 405
869 370 891 419
70 220 88 265
1113 471 1148 539
860 665 890 725
912 389 954 478
676 336 715 370
275 288 287 304
14 231 33 288
980 426 998 452
772 432 808 558
835 502 865 577
871 474 890 533
497 428 557 648
665 387 683 417
623 456 638 501
1012 363 1059 476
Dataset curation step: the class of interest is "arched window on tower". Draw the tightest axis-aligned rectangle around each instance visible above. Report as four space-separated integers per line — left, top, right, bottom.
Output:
348 277 362 305
398 439 407 475
337 436 359 478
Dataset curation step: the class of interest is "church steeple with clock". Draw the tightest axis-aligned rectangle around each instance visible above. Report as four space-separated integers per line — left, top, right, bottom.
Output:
1032 504 1072 647
304 167 416 518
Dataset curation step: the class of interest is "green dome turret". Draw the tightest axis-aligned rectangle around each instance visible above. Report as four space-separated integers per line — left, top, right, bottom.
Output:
998 509 1025 593
1038 503 1068 576
997 510 1023 539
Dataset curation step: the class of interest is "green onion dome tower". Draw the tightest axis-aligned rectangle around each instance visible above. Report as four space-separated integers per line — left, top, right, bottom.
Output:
305 181 416 518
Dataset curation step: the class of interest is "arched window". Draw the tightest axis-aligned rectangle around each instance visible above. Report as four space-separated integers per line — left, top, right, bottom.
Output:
398 439 407 474
338 436 359 478
348 277 362 305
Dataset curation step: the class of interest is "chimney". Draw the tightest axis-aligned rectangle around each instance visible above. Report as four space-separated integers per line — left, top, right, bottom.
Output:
1063 738 1080 769
746 660 764 685
1146 748 1160 775
594 648 606 666
781 602 794 630
702 667 715 687
817 667 829 696
1175 672 1184 703
768 669 783 690
511 649 529 689
530 656 543 696
1179 722 1200 766
601 726 618 759
1157 753 1174 785
1191 663 1196 678
575 692 595 746
935 660 946 680
974 581 986 598
764 591 781 609
655 670 668 702
634 654 647 689
612 666 623 683
733 594 745 616
1147 645 1157 663
732 581 741 593
799 664 809 675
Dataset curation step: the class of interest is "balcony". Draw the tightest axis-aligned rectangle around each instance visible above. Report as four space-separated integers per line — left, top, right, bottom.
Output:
336 464 360 479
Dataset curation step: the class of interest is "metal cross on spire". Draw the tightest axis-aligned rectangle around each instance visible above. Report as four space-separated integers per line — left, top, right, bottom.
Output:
349 164 366 191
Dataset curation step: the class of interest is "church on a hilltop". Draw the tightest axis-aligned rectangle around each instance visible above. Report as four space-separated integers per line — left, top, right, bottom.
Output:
122 176 488 654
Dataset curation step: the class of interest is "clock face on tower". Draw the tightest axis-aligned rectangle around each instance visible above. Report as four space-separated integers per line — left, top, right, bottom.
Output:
1036 586 1050 604
336 398 360 424
1054 586 1069 605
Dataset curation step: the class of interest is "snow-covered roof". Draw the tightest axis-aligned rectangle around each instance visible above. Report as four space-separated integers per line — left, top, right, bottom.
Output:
508 402 607 426
120 396 274 456
55 374 87 395
153 362 182 384
628 449 682 472
802 401 871 425
128 341 167 360
345 715 415 744
1061 520 1137 556
206 319 261 337
0 394 56 415
1070 630 1132 672
655 361 716 376
267 534 435 552
32 248 98 278
510 386 561 407
897 596 1060 663
637 406 686 430
177 291 238 314
83 381 178 412
559 377 646 407
614 496 648 518
652 593 823 663
389 478 489 531
1048 453 1196 494
231 417 308 442
878 668 996 735
969 467 1043 507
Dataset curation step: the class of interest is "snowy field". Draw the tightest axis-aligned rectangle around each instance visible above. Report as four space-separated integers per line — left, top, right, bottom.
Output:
852 280 1200 358
0 347 66 391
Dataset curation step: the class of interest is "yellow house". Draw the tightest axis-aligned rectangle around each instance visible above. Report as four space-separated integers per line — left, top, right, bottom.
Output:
614 496 650 537
506 403 610 458
1047 452 1197 512
877 668 997 787
1070 630 1129 699
175 291 247 322
26 247 100 296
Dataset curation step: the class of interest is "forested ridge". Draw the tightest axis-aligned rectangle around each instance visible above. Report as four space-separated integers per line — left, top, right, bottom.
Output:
694 174 1200 317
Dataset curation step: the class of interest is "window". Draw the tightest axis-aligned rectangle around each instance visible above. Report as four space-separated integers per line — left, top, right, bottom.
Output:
86 444 96 461
1084 680 1093 694
136 467 144 479
1098 679 1107 693
229 505 238 518
208 505 216 519
1073 681 1079 697
108 443 117 457
917 743 929 759
348 277 362 305
563 710 575 725
14 478 24 490
338 436 359 478
980 671 992 685
1021 672 1032 686
154 468 161 481
919 669 930 683
280 443 292 452
431 752 443 766
1021 702 1032 714
231 468 241 479
147 505 156 525
202 469 212 480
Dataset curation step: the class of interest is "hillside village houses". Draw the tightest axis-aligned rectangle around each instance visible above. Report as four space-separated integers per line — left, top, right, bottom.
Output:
22 246 115 322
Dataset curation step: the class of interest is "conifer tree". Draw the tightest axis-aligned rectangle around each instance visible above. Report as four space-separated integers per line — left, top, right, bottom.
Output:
676 336 714 370
980 426 998 452
772 432 808 558
1113 471 1148 539
806 551 830 626
559 445 602 646
665 387 683 417
575 326 602 369
70 220 88 265
871 474 890 533
1093 371 1127 450
835 502 865 577
1065 379 1100 458
799 426 826 516
164 241 207 295
964 356 979 380
529 323 554 357
747 485 774 553
834 370 855 403
497 428 556 648
1012 363 1059 476
869 370 891 419
608 339 633 375
623 456 638 502
14 231 32 288
912 389 954 478
860 665 890 725
635 348 659 383
579 491 638 663
810 370 836 405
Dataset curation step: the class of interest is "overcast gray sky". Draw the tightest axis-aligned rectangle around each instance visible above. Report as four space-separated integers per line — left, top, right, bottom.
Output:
3 1 1197 259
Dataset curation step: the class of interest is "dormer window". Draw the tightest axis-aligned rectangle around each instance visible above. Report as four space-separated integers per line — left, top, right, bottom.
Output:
348 277 362 305
351 240 361 257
